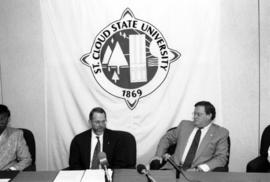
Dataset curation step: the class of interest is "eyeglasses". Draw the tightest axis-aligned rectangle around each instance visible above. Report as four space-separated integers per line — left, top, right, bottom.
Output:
91 120 106 125
192 112 205 117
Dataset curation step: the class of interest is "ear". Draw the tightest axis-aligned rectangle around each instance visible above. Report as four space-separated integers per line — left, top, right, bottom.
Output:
207 113 212 120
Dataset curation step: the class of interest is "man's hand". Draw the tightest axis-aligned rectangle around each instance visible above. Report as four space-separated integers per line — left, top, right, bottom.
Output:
6 167 16 171
151 156 163 164
150 156 163 170
162 153 171 161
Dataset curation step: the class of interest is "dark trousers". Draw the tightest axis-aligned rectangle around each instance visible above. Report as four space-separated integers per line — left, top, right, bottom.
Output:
246 156 270 172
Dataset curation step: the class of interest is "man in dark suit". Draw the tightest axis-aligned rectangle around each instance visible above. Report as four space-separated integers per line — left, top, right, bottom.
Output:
153 101 229 172
246 125 270 172
69 107 135 170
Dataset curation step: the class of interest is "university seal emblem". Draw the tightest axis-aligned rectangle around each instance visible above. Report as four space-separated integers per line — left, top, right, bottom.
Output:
81 8 180 109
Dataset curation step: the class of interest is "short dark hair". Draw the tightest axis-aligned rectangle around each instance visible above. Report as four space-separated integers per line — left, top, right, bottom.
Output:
89 107 106 120
0 104 10 117
195 101 216 120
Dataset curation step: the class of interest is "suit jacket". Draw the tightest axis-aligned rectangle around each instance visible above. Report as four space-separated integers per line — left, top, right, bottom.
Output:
156 120 229 171
69 128 135 170
0 127 32 170
260 125 270 157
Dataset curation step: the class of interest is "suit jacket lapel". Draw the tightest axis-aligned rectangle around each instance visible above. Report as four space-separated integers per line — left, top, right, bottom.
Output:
194 124 215 163
84 130 92 168
103 129 110 153
177 123 194 164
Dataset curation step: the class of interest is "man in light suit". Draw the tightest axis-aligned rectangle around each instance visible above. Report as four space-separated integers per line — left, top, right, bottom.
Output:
153 101 229 172
0 104 32 171
69 107 136 170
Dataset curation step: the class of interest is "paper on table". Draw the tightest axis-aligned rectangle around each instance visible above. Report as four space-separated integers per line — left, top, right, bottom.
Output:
53 170 85 182
81 169 105 182
0 179 10 182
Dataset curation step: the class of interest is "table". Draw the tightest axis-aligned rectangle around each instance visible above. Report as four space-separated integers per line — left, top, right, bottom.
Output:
1 169 270 182
0 171 58 182
113 169 270 182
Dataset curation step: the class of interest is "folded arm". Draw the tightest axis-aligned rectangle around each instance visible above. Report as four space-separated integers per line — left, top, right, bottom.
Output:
12 131 32 170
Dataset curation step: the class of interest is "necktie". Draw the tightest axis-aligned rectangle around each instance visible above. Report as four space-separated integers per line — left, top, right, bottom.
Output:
91 136 101 169
182 128 201 169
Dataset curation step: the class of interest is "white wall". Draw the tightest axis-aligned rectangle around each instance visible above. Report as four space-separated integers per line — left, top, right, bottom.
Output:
260 0 270 138
220 0 260 172
0 0 269 171
0 0 47 170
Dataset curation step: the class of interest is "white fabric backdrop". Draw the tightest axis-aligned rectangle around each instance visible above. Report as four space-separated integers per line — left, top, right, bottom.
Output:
40 0 223 169
0 64 2 104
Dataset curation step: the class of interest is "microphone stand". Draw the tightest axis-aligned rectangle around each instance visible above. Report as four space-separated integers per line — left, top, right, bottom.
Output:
165 156 200 182
103 165 112 182
145 173 156 182
137 164 157 182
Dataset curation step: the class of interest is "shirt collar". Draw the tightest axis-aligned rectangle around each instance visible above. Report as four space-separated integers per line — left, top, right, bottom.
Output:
199 122 212 131
91 130 104 139
0 128 8 144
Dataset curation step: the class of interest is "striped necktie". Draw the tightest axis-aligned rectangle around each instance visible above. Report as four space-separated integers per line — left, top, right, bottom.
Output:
91 136 101 169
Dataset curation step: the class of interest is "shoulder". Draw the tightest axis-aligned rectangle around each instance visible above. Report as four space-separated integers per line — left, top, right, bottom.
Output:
5 127 23 137
104 128 121 138
178 120 193 128
211 123 229 136
264 125 270 133
73 129 91 141
112 130 134 139
104 128 114 133
173 120 193 134
104 129 135 142
262 125 270 138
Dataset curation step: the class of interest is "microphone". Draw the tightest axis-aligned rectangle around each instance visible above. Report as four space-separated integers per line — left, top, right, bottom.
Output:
163 155 182 172
163 155 200 182
136 164 157 182
98 152 112 182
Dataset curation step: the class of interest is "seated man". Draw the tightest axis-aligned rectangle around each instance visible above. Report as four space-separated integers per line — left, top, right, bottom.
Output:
69 107 136 170
0 104 32 171
153 101 229 172
246 125 270 172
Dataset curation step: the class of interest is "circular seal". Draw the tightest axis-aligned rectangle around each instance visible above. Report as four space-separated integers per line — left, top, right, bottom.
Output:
81 8 181 110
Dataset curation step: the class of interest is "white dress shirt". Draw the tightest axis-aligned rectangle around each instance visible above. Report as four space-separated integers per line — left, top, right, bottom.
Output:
181 123 212 172
267 146 270 163
90 131 103 168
